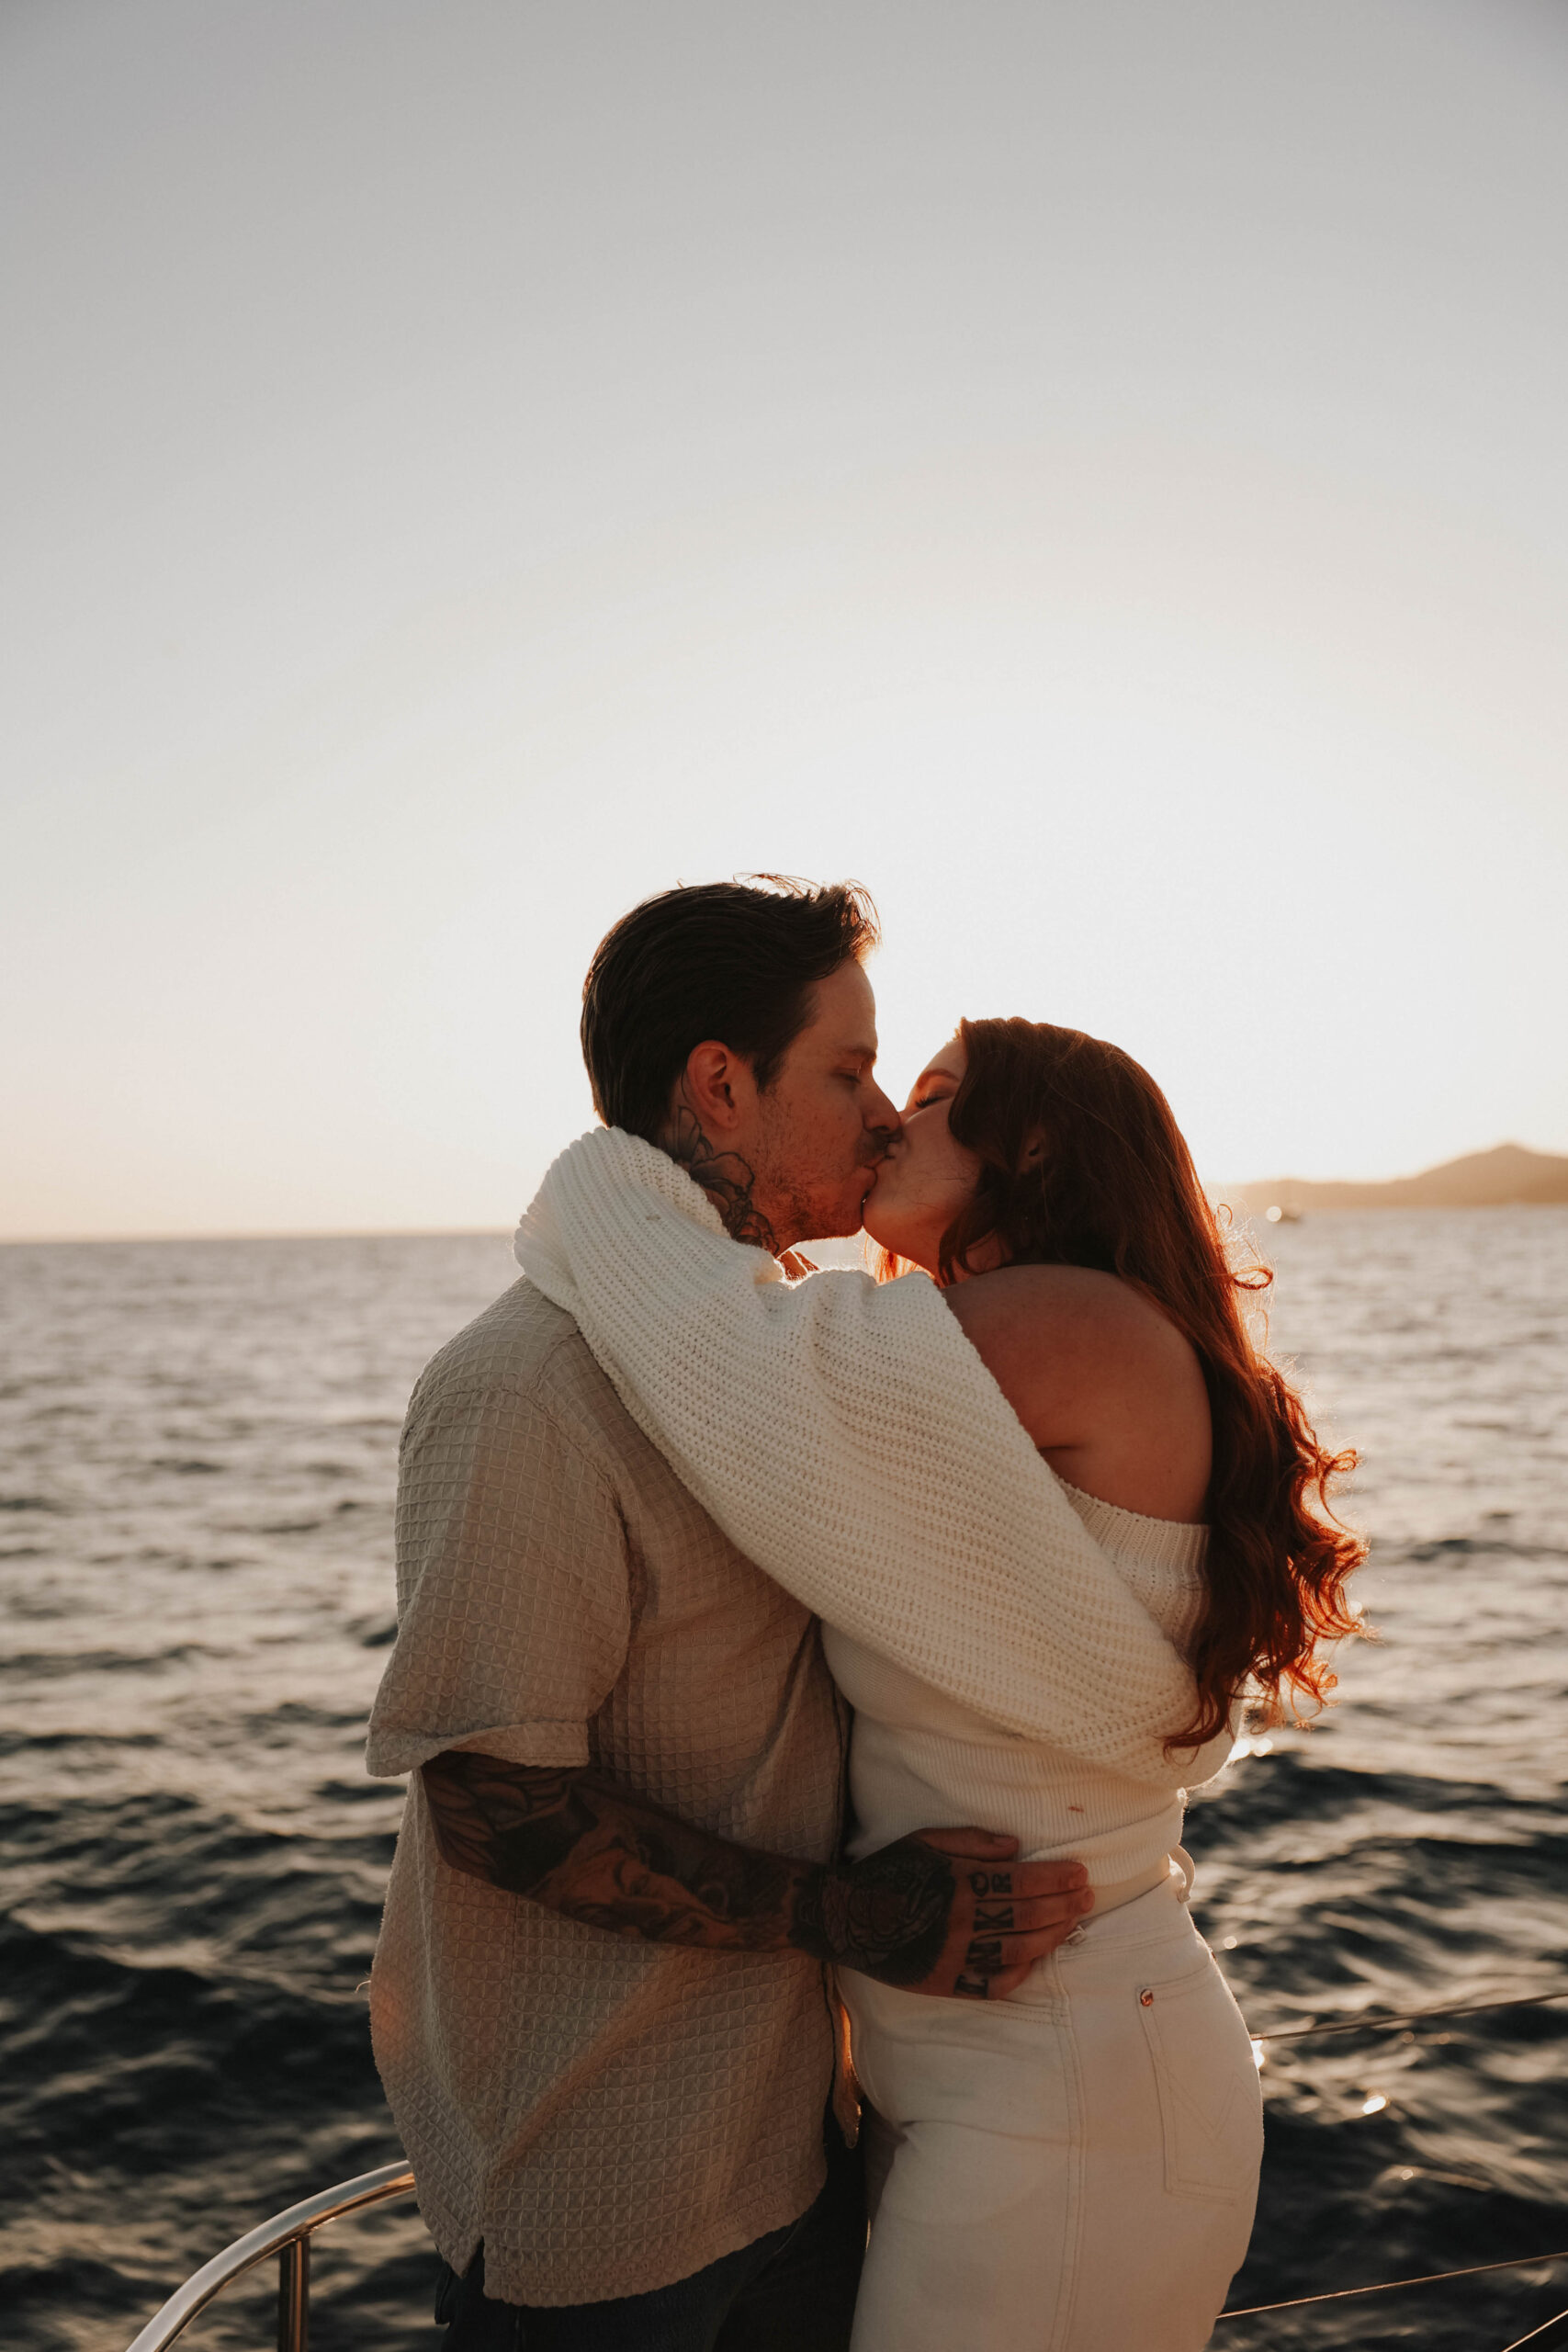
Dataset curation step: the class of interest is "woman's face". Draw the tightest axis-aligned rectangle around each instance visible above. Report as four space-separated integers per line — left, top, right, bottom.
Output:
861 1034 987 1277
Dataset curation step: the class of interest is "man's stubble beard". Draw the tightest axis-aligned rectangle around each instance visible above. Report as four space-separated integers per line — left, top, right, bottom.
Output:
751 1109 886 1251
661 1100 886 1257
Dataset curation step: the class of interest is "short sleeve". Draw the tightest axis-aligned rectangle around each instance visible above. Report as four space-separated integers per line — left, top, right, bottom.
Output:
366 1380 631 1778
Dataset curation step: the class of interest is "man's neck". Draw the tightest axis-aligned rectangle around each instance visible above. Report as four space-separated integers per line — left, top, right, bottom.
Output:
658 1107 781 1255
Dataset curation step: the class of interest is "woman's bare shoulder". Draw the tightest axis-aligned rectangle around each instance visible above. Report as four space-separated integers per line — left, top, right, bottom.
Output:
943 1263 1205 1456
944 1262 1179 1361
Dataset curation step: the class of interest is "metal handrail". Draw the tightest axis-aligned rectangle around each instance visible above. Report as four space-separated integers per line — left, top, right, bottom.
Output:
122 2157 416 2352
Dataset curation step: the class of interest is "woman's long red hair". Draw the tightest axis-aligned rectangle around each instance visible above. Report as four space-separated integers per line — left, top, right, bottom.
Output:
911 1018 1367 1753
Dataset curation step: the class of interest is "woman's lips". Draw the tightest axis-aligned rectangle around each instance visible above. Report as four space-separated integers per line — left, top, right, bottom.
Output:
861 1153 898 1204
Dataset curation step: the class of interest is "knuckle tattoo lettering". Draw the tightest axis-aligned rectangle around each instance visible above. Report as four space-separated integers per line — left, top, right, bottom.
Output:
974 1904 1015 1932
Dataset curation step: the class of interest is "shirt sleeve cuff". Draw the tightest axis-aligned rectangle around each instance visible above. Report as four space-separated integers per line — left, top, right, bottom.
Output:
365 1719 592 1778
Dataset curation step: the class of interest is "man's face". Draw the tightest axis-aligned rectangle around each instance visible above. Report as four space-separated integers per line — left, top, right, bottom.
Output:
745 959 900 1249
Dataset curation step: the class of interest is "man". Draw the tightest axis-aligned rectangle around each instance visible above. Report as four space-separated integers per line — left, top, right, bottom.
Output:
367 878 1091 2350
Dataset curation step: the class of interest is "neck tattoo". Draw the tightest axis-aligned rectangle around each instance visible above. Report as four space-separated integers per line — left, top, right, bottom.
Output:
661 1108 779 1254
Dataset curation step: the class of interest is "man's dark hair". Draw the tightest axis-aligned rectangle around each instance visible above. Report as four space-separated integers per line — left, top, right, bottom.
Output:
581 876 880 1141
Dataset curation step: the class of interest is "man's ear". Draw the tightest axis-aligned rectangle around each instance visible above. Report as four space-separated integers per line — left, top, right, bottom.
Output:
676 1041 759 1136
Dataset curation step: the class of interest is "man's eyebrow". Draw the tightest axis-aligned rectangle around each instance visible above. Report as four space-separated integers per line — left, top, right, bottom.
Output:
840 1039 879 1063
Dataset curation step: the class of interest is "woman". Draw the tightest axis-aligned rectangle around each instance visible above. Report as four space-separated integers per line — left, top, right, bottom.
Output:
514 1018 1363 2350
831 1016 1363 2347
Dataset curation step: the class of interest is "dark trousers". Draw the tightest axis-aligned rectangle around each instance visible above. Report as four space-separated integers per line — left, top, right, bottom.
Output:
435 2113 864 2352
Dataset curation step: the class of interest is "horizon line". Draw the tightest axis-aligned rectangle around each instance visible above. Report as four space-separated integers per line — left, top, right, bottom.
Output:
0 1224 520 1248
5 1140 1565 1248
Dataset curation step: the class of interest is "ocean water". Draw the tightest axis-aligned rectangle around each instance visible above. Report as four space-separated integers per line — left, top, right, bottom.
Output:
1 1213 1564 2351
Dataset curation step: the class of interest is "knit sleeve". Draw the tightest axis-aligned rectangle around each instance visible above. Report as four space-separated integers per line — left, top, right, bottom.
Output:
515 1130 1228 1792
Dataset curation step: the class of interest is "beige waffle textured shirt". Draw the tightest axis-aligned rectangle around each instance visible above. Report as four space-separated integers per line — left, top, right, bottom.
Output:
367 1278 848 2308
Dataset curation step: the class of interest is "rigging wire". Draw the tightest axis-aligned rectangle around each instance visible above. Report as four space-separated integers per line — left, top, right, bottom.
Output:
1253 1985 1568 2044
1500 2305 1568 2352
1214 1986 1568 2321
1217 2247 1568 2320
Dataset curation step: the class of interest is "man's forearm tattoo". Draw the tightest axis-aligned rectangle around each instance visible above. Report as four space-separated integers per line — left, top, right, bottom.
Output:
660 1107 778 1254
422 1755 607 1894
421 1752 797 1949
420 1756 967 1986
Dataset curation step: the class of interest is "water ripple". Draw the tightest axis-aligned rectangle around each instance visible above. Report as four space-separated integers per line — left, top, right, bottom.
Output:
2 1216 1565 2349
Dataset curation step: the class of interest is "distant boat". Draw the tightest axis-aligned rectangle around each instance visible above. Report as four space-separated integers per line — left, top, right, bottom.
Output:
1264 1204 1303 1225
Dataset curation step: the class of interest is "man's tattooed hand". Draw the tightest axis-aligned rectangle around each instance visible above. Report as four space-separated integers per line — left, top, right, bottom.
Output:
420 1754 1092 1996
790 1838 955 1984
802 1830 1096 2001
660 1107 778 1253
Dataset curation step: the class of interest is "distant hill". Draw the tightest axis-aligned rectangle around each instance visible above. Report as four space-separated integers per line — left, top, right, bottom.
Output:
1221 1142 1568 1216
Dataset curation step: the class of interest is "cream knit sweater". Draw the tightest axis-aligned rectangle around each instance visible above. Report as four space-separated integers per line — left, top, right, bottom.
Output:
829 1483 1211 1888
515 1127 1233 1798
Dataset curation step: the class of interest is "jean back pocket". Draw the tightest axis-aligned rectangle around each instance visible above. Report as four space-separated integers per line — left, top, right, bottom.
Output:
1136 1956 1264 2205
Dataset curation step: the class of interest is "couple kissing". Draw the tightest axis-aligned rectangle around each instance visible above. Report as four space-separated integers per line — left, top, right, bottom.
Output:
367 876 1363 2352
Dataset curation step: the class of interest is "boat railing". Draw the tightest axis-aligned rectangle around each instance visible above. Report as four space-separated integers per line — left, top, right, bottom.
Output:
122 2157 416 2352
120 1989 1567 2351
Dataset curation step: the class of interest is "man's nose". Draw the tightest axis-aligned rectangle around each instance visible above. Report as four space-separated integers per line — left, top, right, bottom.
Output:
865 1082 902 1146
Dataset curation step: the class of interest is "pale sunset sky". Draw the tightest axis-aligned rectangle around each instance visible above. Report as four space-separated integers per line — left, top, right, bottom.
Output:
4 1 1565 1238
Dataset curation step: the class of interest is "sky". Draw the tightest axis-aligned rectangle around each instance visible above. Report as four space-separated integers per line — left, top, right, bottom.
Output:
4 0 1566 1238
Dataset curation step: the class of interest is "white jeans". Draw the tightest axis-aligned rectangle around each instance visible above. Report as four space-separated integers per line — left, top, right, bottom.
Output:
842 1875 1263 2352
